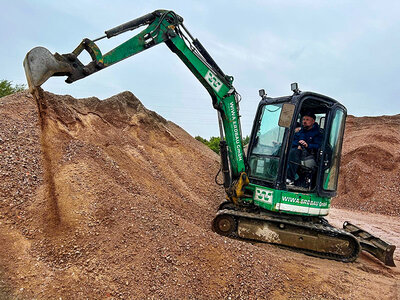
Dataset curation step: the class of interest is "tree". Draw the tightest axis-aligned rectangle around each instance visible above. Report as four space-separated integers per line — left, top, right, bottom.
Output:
195 135 221 154
242 135 250 145
0 80 26 98
207 137 221 154
195 135 250 154
195 135 208 144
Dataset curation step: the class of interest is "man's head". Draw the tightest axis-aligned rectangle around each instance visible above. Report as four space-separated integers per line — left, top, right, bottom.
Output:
302 112 316 130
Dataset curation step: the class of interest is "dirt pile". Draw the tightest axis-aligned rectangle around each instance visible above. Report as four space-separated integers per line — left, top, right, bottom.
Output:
0 91 399 299
334 114 400 216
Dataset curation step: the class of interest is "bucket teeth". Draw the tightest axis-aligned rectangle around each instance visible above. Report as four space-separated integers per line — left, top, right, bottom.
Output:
23 47 72 93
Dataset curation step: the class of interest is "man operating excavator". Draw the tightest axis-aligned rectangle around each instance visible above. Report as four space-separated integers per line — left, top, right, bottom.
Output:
286 112 322 186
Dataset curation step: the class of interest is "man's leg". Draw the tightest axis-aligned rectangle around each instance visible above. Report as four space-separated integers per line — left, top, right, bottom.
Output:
287 148 301 181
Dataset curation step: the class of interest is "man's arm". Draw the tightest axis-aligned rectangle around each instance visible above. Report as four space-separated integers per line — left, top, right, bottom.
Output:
292 132 301 147
307 131 323 150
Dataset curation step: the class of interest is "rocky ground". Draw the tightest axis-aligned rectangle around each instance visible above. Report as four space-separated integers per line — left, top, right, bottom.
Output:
0 90 399 299
334 114 400 216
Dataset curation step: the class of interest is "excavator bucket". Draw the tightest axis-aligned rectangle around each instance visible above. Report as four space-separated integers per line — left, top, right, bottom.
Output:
23 47 72 93
343 221 396 267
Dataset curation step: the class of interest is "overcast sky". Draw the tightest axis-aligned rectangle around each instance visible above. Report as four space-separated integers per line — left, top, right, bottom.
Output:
3 1 400 138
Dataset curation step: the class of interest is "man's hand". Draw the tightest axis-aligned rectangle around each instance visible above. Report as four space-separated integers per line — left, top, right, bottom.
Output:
299 140 308 148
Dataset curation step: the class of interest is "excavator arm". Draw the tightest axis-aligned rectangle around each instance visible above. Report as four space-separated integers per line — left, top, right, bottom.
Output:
24 9 248 202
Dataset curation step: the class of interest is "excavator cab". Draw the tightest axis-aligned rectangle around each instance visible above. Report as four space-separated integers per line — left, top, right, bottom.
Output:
246 84 347 198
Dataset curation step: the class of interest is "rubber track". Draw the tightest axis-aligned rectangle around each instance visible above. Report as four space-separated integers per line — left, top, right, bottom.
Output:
216 208 361 263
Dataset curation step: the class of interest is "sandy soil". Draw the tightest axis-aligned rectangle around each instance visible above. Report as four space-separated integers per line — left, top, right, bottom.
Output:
0 90 399 299
334 114 400 216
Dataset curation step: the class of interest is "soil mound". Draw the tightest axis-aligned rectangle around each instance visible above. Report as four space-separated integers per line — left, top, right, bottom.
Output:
334 115 400 216
0 91 398 299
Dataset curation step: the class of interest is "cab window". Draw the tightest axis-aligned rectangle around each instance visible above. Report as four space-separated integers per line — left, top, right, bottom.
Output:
322 108 346 191
248 104 285 181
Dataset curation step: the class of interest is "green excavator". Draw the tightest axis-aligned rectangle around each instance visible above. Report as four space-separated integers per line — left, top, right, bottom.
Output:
23 9 396 266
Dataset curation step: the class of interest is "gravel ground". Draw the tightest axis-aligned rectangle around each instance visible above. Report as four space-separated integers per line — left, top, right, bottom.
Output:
0 90 398 299
333 114 400 216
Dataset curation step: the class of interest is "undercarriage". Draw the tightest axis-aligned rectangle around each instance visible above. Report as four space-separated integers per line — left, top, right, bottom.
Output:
212 203 395 266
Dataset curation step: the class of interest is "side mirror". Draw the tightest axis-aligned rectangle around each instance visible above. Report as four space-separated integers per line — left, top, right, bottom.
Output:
278 103 295 128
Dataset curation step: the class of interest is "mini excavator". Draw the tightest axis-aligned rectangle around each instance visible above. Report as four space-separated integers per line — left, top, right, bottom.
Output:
23 10 396 266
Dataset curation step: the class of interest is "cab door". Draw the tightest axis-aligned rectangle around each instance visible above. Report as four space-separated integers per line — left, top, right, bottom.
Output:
316 105 347 197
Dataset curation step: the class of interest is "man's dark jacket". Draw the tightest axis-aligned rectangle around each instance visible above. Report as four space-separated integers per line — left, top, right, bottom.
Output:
292 123 322 150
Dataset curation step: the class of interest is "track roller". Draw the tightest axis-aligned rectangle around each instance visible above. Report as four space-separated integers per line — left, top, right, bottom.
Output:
212 214 237 236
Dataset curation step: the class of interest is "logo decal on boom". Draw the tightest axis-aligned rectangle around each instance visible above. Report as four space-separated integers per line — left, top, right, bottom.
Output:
204 70 222 93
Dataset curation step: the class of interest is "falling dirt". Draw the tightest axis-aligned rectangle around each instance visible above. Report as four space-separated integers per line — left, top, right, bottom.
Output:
35 89 62 228
0 90 399 299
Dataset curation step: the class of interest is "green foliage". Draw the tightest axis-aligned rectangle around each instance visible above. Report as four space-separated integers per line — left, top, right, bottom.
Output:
195 135 250 154
0 80 26 98
194 136 208 144
242 135 250 145
207 137 221 154
195 135 220 154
